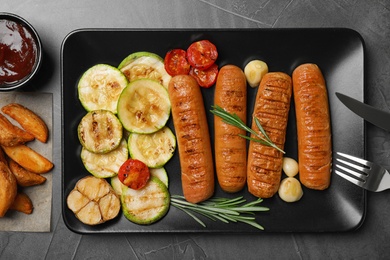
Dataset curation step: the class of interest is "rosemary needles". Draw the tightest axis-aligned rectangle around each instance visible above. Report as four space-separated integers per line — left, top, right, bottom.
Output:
210 105 285 154
170 195 269 230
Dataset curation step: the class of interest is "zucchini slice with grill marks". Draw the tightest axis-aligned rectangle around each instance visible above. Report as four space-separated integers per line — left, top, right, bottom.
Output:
118 51 171 89
110 175 127 196
78 110 123 154
81 138 128 178
150 167 168 187
78 64 128 113
111 167 168 196
128 126 176 168
117 79 171 134
121 176 170 225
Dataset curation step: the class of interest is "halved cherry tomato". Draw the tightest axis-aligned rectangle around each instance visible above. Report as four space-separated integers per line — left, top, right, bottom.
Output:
187 40 218 70
189 63 218 88
164 49 191 76
118 159 150 190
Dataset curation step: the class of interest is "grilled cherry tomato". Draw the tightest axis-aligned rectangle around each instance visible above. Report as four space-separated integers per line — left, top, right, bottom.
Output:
187 40 218 70
164 49 191 76
189 63 218 88
118 159 150 190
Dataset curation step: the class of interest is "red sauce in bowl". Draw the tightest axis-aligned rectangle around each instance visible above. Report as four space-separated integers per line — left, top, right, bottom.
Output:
0 19 37 84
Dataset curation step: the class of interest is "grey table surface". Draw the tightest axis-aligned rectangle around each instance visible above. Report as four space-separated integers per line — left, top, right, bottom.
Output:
1 0 390 259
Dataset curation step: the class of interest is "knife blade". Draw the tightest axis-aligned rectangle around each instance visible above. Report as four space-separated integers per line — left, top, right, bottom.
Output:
336 92 390 131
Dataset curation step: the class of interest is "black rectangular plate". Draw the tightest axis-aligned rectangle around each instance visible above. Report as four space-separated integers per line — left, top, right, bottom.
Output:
61 28 366 233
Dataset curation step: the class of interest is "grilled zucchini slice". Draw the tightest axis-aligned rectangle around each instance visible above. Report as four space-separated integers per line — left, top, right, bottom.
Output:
111 167 168 196
78 110 123 154
81 138 128 178
128 126 176 168
78 64 128 113
110 176 127 196
117 79 171 134
118 51 171 88
150 167 168 187
121 176 170 225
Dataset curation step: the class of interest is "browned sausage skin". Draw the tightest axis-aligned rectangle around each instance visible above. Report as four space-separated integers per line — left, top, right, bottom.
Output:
247 72 292 198
292 63 332 190
214 65 247 193
168 75 214 203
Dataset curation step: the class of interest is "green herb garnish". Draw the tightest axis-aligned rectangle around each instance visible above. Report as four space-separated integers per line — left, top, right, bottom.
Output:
170 195 269 230
210 105 285 154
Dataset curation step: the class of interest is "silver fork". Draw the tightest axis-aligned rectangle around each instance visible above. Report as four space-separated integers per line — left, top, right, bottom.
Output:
335 152 390 192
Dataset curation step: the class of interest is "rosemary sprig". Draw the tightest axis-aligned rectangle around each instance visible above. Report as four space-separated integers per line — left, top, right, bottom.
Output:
210 105 285 154
170 195 269 230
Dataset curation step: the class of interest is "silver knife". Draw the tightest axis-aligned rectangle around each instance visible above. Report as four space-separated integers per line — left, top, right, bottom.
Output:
336 92 390 131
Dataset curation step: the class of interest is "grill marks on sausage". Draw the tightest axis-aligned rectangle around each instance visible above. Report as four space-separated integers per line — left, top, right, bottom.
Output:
296 85 331 165
214 65 247 193
216 128 247 190
293 64 332 190
255 79 291 148
218 140 247 186
176 100 207 175
223 89 245 112
247 73 292 198
168 75 214 203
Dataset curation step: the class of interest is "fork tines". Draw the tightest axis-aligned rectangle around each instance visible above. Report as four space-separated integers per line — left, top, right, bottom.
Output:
335 152 370 186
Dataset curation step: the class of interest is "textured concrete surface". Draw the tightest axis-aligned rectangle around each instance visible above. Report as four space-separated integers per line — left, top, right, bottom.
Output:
1 0 390 259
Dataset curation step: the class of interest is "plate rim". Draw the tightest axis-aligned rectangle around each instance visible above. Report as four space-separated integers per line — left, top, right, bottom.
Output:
61 28 366 233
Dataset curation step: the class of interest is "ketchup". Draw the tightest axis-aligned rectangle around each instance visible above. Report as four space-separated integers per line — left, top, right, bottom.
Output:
0 19 37 85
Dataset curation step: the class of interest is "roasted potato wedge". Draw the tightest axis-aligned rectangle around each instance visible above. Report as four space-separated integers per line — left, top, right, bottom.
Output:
0 149 17 217
9 192 33 214
0 113 35 146
2 103 49 143
8 159 46 186
2 144 54 174
0 146 6 162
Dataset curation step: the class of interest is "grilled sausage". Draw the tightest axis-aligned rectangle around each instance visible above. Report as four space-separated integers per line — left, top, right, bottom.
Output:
292 63 332 190
168 75 214 203
214 65 247 193
247 72 292 198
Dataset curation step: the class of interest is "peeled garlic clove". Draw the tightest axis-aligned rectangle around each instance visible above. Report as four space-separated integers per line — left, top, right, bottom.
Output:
278 177 303 202
244 60 268 88
282 157 299 177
